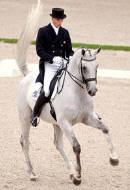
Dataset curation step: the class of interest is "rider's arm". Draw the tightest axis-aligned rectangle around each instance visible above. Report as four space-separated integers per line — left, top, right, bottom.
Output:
36 28 54 63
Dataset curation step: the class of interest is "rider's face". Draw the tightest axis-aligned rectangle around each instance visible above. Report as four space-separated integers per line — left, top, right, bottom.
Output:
52 17 63 28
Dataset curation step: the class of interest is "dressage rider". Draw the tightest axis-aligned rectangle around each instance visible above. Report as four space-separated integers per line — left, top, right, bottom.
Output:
30 8 74 127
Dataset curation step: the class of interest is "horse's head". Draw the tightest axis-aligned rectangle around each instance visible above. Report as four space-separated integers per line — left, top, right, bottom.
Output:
78 47 101 96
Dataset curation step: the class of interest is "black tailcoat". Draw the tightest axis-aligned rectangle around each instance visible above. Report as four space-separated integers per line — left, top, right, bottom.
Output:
36 23 74 83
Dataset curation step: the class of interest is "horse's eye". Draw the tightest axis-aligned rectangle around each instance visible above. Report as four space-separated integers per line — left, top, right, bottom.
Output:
82 66 86 71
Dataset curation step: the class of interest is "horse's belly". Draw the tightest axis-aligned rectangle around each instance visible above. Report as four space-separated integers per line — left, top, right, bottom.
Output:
40 103 57 125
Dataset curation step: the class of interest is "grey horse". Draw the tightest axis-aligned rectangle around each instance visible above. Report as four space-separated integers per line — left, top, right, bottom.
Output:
16 0 119 185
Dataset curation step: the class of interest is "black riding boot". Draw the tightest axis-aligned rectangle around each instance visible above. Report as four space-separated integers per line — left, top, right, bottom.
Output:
30 91 46 127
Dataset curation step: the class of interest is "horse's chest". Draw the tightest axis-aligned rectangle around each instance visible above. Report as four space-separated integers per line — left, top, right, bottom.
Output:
69 102 87 123
72 97 93 122
55 93 93 123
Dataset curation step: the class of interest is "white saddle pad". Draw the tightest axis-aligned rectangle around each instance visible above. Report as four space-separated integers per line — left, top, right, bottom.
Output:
32 81 58 101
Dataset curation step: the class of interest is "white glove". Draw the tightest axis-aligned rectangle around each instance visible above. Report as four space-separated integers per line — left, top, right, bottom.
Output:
63 59 68 64
53 56 62 64
69 56 73 61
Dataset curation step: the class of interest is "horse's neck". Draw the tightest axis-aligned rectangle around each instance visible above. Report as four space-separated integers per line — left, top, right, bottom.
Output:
56 55 89 108
65 56 85 95
67 51 80 76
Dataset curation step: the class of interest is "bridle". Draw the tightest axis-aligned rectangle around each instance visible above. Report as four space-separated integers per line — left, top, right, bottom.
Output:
57 49 98 93
80 56 97 85
66 49 97 89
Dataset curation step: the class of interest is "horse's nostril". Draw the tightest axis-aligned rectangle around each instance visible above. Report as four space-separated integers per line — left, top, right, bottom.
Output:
88 90 92 95
88 89 97 96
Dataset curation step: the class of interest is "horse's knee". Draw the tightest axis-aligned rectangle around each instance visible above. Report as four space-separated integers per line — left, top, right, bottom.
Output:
73 144 81 155
20 134 30 150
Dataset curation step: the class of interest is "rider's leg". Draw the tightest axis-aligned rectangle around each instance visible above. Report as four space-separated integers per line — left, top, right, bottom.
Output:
30 91 47 127
44 62 60 96
30 62 60 127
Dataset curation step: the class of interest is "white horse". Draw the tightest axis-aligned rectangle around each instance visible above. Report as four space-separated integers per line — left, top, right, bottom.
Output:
16 0 119 185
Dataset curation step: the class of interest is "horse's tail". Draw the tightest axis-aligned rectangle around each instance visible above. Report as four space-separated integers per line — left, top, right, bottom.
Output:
16 0 43 76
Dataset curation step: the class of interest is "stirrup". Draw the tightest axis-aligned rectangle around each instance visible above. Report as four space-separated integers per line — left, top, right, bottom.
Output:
31 116 40 127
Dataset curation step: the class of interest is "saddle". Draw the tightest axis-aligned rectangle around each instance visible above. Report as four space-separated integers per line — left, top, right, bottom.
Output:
49 67 65 99
34 65 66 100
44 65 67 121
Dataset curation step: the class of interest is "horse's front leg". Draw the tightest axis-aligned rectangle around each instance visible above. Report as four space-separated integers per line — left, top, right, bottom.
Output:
83 113 119 166
58 120 82 185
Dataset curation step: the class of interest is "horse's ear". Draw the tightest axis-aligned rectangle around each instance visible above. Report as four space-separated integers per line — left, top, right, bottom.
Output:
81 48 85 56
97 47 102 54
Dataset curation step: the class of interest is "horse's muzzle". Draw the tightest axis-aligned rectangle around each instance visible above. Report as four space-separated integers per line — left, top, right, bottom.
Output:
88 88 97 96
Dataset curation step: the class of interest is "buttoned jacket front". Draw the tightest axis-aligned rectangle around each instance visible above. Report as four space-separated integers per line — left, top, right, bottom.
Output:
36 23 74 69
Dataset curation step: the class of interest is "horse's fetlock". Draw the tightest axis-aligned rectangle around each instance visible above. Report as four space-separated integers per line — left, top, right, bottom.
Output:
75 164 81 173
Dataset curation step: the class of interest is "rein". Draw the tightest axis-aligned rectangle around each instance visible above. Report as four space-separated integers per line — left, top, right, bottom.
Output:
57 54 97 94
67 70 85 89
57 60 85 93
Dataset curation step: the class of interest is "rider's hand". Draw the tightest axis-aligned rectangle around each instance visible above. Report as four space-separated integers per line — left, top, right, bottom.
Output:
53 56 62 64
69 56 73 61
63 59 68 64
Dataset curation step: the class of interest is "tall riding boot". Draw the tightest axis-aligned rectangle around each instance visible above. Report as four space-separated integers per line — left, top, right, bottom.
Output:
30 91 46 127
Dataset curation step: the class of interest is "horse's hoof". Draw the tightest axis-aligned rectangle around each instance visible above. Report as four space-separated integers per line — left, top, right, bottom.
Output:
30 174 38 181
70 174 82 186
110 157 119 166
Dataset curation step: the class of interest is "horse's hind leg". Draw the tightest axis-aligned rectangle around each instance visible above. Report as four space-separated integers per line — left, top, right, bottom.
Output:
53 125 75 177
19 109 38 181
83 113 119 165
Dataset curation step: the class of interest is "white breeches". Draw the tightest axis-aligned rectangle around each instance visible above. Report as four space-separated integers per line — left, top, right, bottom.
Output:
44 62 61 97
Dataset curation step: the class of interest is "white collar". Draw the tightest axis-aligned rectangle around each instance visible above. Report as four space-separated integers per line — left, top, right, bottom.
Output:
51 22 59 35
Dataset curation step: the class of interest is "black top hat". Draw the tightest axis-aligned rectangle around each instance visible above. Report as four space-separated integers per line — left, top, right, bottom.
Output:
50 8 66 19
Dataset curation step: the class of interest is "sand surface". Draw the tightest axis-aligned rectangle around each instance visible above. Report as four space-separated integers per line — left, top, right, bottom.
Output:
0 1 130 190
